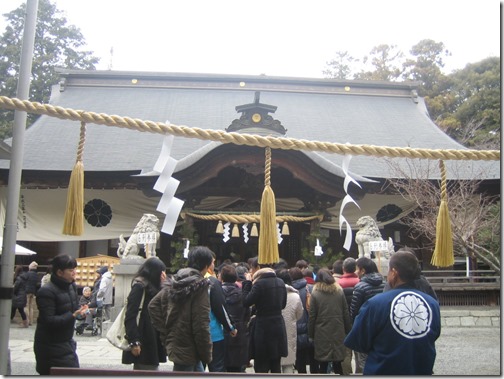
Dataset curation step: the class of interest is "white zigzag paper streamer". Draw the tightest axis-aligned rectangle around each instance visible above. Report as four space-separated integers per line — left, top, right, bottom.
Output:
339 148 362 251
242 223 249 243
277 223 283 244
222 222 230 242
183 239 190 258
153 134 184 236
314 238 324 256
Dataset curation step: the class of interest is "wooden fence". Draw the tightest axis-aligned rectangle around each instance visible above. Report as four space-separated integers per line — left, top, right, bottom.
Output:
423 269 500 306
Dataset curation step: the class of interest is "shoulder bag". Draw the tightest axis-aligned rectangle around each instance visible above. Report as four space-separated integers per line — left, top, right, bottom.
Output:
106 289 145 351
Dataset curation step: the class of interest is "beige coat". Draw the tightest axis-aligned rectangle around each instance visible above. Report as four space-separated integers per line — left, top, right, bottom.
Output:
280 284 304 366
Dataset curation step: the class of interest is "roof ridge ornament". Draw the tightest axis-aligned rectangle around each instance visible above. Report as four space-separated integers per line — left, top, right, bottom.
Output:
226 91 287 135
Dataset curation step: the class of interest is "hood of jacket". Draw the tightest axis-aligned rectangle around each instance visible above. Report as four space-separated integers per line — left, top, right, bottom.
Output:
361 272 384 287
168 267 209 303
313 281 341 295
291 278 307 291
286 284 299 294
222 282 241 306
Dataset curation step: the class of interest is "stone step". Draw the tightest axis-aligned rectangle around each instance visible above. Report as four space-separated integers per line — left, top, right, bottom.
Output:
440 307 500 327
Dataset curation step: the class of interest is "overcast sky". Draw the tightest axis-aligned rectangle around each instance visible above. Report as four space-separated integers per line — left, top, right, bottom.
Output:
0 0 501 78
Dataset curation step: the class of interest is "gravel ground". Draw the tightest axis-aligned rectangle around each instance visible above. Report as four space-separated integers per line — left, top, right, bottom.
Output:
433 326 501 376
7 322 501 375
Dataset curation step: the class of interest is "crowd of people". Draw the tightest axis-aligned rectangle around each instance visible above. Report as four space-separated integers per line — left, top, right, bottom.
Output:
23 245 441 375
147 246 440 374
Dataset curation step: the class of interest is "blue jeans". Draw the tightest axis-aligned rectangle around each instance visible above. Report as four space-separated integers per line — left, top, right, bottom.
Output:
173 361 204 372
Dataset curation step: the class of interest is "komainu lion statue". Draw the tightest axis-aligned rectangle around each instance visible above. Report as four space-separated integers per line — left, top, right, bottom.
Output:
355 215 394 259
117 214 160 259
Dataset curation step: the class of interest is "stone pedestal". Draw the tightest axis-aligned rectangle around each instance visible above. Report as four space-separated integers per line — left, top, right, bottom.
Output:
373 253 390 278
110 257 145 322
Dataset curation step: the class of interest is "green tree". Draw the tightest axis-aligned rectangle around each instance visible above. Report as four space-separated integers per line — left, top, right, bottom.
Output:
0 0 99 138
169 222 199 274
354 44 404 81
434 57 500 149
402 39 451 96
324 39 500 150
322 50 358 79
300 224 342 269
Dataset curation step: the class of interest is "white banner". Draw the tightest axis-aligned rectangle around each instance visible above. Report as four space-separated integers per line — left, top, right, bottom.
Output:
0 187 164 241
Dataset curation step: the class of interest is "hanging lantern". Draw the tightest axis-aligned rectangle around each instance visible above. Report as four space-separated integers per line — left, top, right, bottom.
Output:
232 223 240 237
216 220 224 234
281 221 290 235
251 222 259 237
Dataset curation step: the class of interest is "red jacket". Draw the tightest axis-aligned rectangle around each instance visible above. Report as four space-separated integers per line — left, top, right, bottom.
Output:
337 273 359 288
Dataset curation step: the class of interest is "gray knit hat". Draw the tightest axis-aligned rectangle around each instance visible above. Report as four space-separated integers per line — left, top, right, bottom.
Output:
96 266 108 275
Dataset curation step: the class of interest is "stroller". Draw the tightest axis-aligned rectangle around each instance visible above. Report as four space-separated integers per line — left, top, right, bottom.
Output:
75 301 103 336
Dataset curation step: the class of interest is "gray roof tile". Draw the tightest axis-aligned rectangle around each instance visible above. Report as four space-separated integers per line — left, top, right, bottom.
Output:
2 70 498 181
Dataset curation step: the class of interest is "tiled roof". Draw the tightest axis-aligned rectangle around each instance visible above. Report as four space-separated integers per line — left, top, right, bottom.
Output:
2 70 498 181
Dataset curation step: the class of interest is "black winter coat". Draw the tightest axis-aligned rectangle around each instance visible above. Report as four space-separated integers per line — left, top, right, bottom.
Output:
24 269 40 295
34 274 80 375
222 282 250 368
242 269 288 360
291 278 310 350
122 278 167 366
12 274 27 308
349 272 385 320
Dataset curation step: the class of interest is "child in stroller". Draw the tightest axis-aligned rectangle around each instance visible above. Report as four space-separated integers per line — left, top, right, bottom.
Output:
75 286 102 336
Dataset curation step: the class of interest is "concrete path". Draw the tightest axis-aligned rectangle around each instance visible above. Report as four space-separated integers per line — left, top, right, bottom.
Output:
7 307 501 375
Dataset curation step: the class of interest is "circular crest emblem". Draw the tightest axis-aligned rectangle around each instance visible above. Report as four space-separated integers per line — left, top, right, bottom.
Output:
84 199 112 227
389 291 433 339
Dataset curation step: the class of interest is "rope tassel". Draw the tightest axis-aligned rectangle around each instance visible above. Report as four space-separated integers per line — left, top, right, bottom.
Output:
62 121 86 236
431 160 454 267
281 221 290 235
258 147 279 265
251 222 259 237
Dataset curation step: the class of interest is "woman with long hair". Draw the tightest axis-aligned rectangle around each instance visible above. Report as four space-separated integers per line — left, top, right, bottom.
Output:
308 268 351 374
122 257 168 370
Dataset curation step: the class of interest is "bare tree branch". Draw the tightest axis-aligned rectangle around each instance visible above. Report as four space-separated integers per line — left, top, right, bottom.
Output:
385 159 500 271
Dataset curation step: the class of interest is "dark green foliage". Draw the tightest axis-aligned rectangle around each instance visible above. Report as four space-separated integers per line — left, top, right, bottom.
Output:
0 0 99 138
354 44 404 81
323 39 500 150
300 226 343 270
428 57 500 149
169 223 199 274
